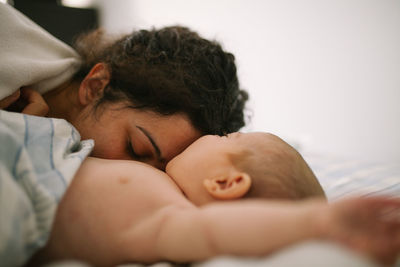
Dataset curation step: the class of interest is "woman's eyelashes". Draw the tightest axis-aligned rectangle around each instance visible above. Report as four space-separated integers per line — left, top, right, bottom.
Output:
127 140 141 159
127 140 150 161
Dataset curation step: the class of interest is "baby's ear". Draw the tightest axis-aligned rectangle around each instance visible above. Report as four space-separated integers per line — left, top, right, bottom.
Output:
78 63 110 106
203 172 251 200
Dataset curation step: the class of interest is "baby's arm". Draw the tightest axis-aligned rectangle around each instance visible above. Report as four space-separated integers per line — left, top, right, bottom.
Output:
152 199 322 261
155 196 400 265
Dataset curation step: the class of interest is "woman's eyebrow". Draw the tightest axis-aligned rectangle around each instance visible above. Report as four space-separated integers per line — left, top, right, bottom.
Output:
136 126 163 161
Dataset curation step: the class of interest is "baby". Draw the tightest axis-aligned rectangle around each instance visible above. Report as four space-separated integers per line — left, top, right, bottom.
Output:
28 133 399 266
166 132 325 205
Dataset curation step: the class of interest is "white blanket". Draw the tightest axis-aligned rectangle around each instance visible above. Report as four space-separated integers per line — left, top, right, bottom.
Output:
0 110 93 266
0 3 93 266
0 2 81 99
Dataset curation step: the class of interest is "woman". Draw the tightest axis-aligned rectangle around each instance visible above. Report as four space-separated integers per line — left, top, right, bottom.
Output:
0 4 248 170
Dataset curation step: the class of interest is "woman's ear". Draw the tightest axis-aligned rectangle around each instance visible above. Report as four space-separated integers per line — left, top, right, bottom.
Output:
78 63 110 106
203 172 251 200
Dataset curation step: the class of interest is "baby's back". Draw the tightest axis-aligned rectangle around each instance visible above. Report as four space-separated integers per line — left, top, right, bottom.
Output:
28 157 192 266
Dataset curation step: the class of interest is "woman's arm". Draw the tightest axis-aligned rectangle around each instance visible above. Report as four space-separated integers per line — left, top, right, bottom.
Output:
0 87 48 116
0 89 20 109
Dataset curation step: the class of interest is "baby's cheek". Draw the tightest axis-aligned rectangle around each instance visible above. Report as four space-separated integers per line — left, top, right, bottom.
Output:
165 157 178 176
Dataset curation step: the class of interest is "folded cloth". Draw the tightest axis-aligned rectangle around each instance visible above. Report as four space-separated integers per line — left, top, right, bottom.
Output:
0 110 93 266
0 2 81 100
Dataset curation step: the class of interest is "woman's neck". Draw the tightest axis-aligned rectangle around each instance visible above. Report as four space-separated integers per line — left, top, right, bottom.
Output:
43 80 81 123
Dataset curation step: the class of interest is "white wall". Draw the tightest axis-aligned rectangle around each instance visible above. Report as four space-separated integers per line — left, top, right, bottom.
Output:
96 0 400 164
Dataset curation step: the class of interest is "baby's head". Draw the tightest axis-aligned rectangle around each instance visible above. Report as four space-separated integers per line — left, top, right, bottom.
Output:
166 132 325 206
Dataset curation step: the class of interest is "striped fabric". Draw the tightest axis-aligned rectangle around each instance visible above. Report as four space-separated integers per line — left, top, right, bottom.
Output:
303 152 400 202
0 110 93 266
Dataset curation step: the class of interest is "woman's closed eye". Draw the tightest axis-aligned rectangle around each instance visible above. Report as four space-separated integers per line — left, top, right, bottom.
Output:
127 139 150 161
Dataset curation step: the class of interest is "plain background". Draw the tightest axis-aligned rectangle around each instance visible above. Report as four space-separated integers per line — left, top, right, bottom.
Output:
94 0 400 164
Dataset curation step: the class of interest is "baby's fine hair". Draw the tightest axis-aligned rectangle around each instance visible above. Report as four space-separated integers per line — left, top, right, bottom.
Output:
72 26 249 135
232 133 325 200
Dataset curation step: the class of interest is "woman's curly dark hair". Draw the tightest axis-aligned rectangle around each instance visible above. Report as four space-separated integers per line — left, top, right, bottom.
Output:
73 26 249 135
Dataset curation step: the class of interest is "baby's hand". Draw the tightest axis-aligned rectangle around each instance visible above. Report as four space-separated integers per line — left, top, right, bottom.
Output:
1 87 49 116
321 197 400 265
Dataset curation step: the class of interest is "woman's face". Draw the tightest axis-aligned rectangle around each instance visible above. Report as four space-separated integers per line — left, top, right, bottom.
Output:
73 102 202 170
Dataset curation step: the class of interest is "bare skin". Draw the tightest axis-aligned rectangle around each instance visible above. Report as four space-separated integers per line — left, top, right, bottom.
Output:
0 87 49 116
28 157 400 266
